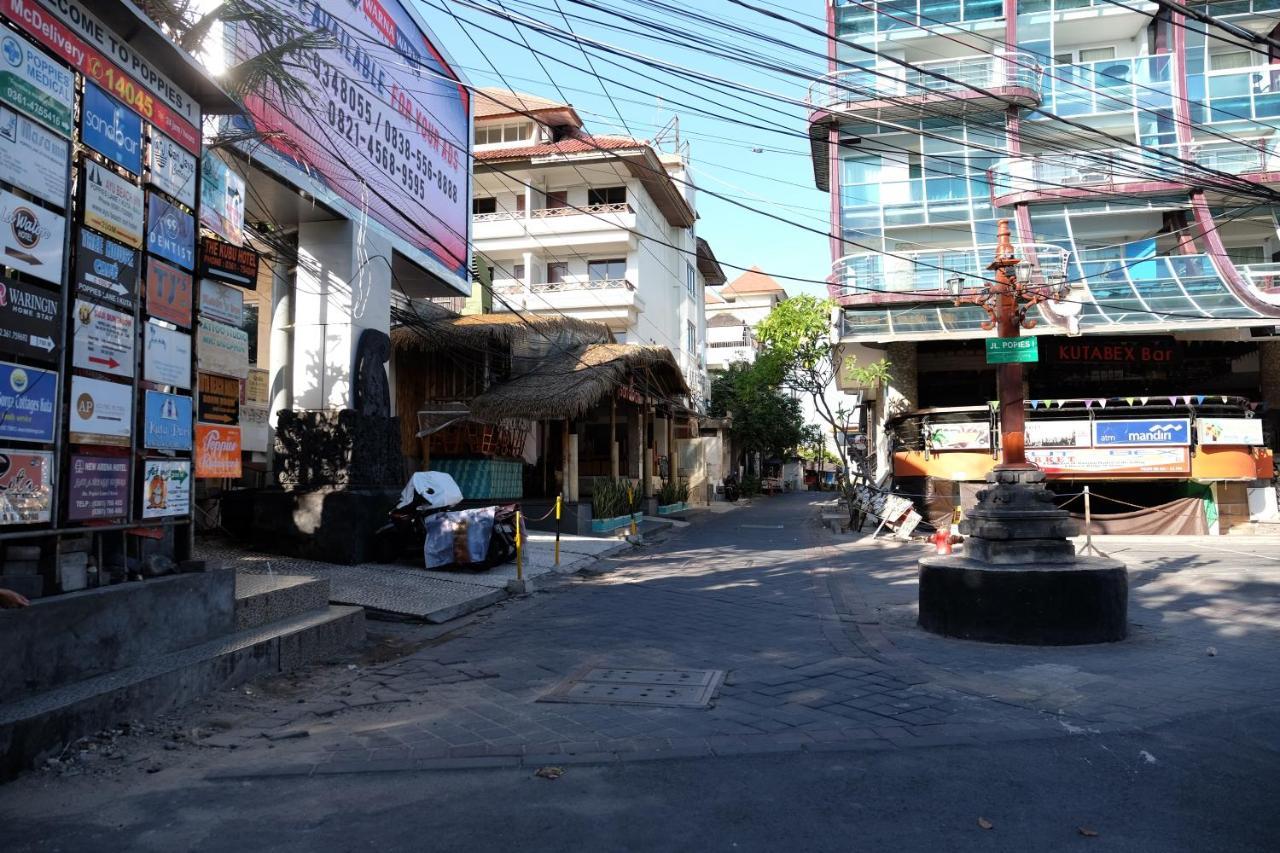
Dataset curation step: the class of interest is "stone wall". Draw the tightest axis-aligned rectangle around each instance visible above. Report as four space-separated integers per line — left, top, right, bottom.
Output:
275 409 404 488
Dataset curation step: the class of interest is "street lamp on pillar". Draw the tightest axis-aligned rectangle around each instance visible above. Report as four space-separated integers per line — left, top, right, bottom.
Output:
949 219 1071 472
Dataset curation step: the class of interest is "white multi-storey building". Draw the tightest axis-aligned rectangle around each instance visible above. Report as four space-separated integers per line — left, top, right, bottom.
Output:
704 267 789 371
470 89 725 407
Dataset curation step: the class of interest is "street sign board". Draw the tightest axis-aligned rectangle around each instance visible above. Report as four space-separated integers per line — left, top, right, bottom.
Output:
986 336 1038 364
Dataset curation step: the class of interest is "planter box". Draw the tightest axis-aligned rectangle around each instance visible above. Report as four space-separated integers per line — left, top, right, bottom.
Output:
591 513 636 533
657 502 689 516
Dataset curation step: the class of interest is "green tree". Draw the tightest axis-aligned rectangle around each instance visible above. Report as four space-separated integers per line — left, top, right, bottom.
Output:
709 361 806 473
755 295 890 524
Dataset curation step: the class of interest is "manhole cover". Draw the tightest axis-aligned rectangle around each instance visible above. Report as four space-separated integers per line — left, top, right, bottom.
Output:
540 667 725 708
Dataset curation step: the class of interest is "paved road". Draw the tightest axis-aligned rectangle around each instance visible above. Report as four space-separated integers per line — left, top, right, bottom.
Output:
3 494 1278 851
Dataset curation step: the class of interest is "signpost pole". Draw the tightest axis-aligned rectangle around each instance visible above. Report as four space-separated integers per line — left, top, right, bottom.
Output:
992 223 1030 471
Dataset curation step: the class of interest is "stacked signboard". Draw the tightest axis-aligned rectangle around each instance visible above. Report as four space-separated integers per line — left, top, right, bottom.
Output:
0 2 247 586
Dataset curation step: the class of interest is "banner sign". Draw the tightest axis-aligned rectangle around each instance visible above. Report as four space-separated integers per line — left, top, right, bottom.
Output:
69 375 132 446
0 448 51 524
195 424 241 479
0 360 55 443
231 0 468 277
198 278 243 326
66 453 128 520
143 390 192 451
146 192 195 269
1094 418 1190 447
0 279 59 362
0 105 68 206
140 458 190 519
1025 420 1093 449
73 229 137 311
198 153 245 245
143 322 191 390
924 422 989 451
240 403 269 453
81 81 142 174
197 371 239 425
1027 447 1190 476
72 300 134 378
1198 418 1264 446
0 187 64 284
197 319 248 379
2 0 201 152
83 158 144 248
145 257 193 327
198 235 259 287
1049 336 1177 365
0 29 73 135
147 127 197 208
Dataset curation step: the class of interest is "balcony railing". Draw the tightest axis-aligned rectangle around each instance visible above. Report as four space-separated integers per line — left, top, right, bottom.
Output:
991 138 1280 202
1240 263 1280 303
531 202 631 218
530 277 634 294
808 52 1042 113
829 243 1070 303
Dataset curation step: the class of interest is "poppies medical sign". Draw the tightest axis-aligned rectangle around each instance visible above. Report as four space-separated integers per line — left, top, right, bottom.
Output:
146 193 195 269
0 187 64 284
81 81 142 174
0 29 74 136
232 0 469 278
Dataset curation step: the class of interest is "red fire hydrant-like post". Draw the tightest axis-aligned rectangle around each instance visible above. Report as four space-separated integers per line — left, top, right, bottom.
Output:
930 527 952 556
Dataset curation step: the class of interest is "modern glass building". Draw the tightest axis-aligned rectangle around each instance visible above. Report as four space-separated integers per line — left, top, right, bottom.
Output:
811 0 1280 532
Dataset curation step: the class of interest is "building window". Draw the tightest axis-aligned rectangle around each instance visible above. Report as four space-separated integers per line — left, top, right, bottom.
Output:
545 190 568 209
473 197 496 215
686 263 696 297
474 121 534 145
1211 50 1254 71
512 263 525 282
1227 245 1267 265
1054 46 1116 65
588 258 626 281
547 262 569 283
588 186 627 206
687 320 696 355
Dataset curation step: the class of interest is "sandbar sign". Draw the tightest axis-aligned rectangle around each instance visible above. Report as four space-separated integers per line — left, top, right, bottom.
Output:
81 81 142 175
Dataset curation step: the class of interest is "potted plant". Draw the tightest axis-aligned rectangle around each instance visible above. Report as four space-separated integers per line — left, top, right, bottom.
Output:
657 478 690 515
590 478 639 532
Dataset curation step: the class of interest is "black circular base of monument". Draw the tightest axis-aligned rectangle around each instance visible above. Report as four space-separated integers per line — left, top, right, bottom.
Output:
918 556 1128 645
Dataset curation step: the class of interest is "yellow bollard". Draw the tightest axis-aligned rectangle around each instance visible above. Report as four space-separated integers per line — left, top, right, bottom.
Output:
554 494 562 566
515 510 523 580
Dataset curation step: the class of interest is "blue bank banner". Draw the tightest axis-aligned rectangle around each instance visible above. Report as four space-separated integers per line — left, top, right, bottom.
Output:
1093 418 1190 447
143 390 192 450
81 82 142 175
0 360 57 443
146 192 195 269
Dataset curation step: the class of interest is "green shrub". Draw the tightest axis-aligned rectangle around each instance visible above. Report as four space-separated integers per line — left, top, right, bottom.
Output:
740 475 762 497
591 478 638 518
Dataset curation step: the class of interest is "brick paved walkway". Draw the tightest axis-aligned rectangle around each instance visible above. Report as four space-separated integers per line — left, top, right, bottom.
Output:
16 495 1280 782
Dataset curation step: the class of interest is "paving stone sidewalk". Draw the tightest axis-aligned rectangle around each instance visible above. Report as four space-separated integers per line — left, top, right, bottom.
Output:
27 495 1280 782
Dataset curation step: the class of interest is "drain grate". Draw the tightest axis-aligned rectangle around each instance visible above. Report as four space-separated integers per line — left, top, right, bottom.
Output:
540 667 725 708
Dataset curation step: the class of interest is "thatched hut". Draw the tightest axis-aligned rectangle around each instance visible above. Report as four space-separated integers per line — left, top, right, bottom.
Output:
391 306 695 531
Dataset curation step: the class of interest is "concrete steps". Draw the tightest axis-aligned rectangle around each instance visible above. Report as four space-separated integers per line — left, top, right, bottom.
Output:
0 572 363 778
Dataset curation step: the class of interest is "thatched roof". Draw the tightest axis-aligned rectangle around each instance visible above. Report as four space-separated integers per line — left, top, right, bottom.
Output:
468 343 690 421
391 310 611 356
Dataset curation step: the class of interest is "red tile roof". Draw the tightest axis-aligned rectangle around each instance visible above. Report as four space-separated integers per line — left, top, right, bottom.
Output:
474 87 571 119
722 266 787 296
474 133 646 161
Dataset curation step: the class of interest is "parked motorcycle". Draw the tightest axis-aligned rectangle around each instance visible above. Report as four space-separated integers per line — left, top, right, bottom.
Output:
723 474 740 503
371 473 518 571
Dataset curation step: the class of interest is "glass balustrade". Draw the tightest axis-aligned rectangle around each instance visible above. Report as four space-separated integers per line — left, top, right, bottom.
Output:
809 52 1042 111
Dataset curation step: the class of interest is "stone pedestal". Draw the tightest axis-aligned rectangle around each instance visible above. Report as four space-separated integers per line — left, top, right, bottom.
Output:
918 467 1128 645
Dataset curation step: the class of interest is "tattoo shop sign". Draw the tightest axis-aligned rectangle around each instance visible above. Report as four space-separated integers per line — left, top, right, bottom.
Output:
197 318 248 379
0 279 59 362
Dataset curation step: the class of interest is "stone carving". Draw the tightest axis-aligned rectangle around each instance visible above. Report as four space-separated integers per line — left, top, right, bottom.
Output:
353 329 391 417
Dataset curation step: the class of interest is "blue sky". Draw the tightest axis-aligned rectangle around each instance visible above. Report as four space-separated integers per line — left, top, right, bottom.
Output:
414 0 831 297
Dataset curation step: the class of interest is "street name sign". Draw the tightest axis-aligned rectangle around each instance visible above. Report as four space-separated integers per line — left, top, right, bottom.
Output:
986 336 1038 364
